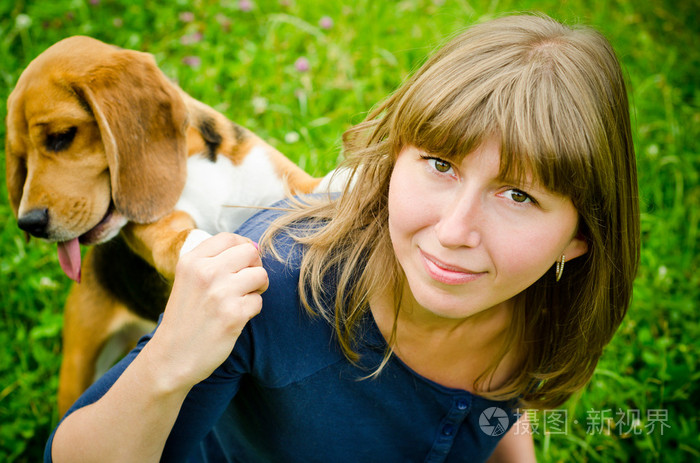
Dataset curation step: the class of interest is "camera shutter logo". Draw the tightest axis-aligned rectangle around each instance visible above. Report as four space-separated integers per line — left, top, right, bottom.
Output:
479 407 509 436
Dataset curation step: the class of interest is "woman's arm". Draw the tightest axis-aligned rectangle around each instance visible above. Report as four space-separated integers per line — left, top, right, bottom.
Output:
486 413 537 463
50 233 268 463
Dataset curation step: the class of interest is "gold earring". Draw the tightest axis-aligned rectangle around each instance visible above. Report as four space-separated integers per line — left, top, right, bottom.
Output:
555 255 566 282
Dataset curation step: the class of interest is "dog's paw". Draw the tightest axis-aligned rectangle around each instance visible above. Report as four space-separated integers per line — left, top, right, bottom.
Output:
180 229 214 257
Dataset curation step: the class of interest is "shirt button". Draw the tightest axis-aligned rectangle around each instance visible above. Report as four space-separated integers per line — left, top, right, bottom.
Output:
456 399 468 410
442 424 455 436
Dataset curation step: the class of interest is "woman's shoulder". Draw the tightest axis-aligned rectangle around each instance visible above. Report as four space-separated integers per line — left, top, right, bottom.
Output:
230 260 343 387
235 203 290 245
230 200 343 386
235 195 331 244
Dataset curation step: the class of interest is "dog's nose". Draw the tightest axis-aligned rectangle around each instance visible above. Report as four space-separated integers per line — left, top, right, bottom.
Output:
17 208 50 238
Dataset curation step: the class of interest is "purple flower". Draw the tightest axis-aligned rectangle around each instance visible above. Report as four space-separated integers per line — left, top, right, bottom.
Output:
319 16 333 30
294 57 310 72
180 32 203 45
89 0 100 5
216 13 232 31
179 11 195 23
239 0 253 11
182 56 201 68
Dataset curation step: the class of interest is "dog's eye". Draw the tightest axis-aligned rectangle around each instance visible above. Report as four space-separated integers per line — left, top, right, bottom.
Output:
45 126 77 152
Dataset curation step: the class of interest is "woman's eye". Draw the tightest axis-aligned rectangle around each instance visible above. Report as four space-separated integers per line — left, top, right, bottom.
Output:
504 189 532 204
427 157 453 174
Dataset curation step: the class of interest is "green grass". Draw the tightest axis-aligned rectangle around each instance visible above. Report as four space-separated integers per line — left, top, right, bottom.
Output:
1 0 697 461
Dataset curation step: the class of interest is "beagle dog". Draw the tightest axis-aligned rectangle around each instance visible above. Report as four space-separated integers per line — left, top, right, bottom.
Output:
5 36 342 415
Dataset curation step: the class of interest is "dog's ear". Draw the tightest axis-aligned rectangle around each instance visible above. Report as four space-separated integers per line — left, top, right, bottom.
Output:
72 48 188 224
5 90 28 218
5 142 27 218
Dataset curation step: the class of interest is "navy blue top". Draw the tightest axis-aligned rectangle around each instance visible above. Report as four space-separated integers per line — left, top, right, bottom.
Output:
46 206 517 462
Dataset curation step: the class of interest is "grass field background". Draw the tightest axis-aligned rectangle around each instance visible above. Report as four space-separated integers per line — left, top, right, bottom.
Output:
1 0 698 461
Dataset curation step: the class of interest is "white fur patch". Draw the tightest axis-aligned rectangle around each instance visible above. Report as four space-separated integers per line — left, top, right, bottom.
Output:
314 167 353 194
175 146 288 235
179 229 213 257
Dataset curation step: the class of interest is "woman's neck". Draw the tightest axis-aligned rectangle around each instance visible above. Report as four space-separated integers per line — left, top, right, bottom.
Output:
369 283 518 392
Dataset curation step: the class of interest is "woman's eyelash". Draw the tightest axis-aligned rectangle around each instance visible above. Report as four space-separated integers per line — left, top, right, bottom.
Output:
420 155 454 174
503 188 538 206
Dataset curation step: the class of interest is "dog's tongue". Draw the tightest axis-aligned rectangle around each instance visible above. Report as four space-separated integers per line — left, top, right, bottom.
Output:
57 238 82 283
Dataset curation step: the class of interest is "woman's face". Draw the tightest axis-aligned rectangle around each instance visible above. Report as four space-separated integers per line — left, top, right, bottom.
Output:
387 138 588 320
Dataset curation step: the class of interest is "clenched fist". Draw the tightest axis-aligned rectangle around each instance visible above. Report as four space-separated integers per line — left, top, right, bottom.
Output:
144 233 268 393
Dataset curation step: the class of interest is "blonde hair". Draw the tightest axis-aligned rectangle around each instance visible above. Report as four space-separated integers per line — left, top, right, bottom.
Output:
261 13 639 409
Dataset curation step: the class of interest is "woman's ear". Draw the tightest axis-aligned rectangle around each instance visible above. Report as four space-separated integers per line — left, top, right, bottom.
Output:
72 48 189 224
563 231 589 261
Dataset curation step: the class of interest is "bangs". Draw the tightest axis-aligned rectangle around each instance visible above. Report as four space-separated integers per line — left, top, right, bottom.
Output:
388 30 601 201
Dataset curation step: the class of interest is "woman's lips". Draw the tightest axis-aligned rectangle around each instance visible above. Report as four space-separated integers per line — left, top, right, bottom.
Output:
420 250 485 285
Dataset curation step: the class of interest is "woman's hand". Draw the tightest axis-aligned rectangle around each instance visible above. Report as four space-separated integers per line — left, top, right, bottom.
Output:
51 233 267 463
145 233 268 393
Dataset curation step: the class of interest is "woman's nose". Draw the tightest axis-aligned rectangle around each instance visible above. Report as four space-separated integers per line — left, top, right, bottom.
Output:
434 193 482 248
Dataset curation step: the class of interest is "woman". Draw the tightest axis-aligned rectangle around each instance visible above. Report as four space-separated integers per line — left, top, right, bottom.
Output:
47 13 639 462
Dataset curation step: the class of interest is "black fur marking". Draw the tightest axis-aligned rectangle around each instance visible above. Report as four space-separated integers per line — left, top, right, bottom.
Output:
70 85 94 117
92 236 170 321
231 122 247 143
198 116 222 162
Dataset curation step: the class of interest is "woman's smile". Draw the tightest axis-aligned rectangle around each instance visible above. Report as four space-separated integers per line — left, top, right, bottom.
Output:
419 249 485 285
